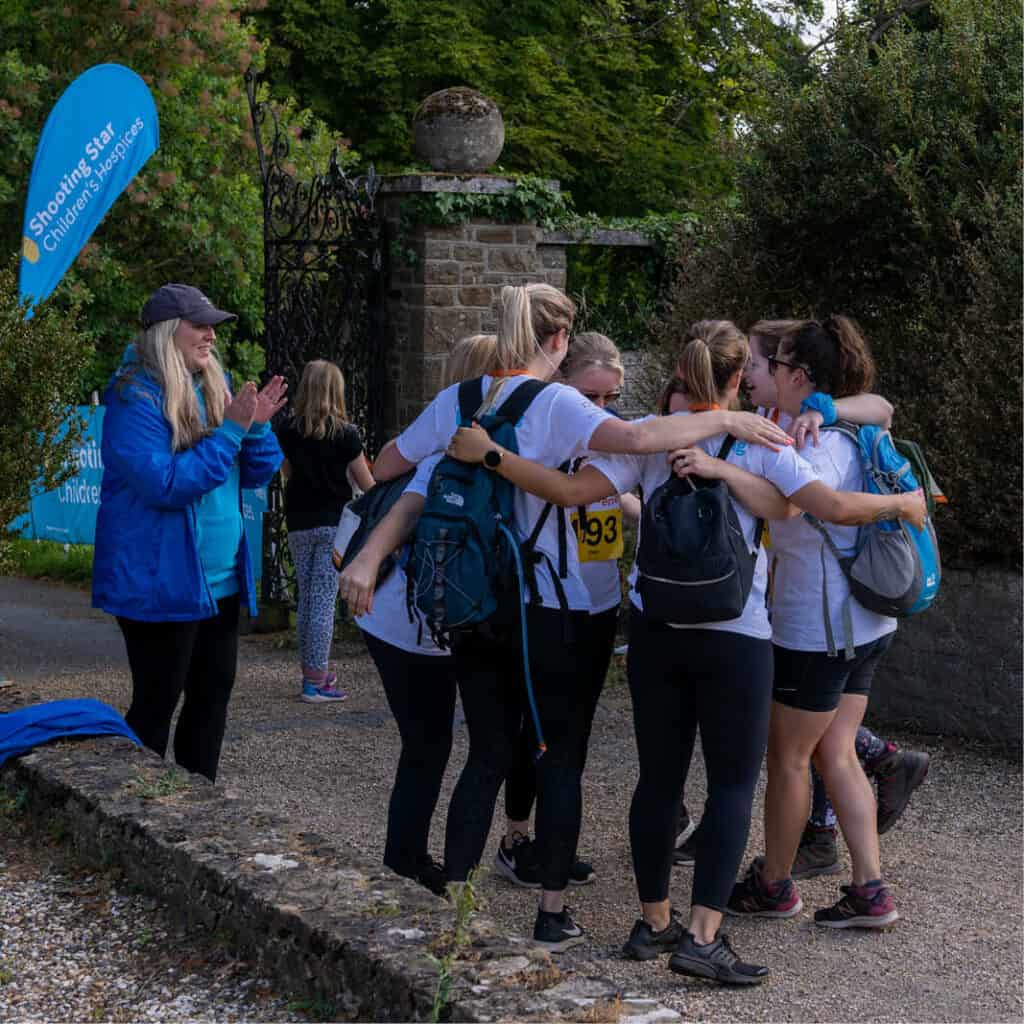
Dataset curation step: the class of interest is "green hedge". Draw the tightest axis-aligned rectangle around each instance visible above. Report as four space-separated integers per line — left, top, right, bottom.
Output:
657 0 1021 567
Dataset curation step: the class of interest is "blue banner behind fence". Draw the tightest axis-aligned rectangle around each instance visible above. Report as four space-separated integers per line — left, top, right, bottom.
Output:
13 407 267 583
19 64 159 312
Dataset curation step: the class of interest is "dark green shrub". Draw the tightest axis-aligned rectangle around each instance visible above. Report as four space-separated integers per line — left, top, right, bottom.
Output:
658 0 1022 566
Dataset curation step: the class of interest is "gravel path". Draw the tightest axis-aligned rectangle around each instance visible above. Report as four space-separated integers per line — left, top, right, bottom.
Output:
2 577 1022 1023
0 828 307 1022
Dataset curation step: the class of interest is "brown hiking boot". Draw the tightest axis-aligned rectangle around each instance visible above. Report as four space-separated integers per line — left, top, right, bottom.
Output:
792 825 841 880
874 750 930 834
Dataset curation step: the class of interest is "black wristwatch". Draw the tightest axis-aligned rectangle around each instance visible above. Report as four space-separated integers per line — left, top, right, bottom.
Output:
483 448 503 470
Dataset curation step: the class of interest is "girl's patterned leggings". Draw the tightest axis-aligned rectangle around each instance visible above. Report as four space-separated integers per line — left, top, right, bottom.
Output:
287 526 339 674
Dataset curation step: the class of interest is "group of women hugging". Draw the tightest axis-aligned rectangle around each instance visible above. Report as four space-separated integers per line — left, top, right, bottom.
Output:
282 284 932 987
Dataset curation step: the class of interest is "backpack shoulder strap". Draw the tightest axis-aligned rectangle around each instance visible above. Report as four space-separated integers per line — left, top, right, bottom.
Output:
715 434 764 551
493 378 550 425
822 419 861 445
715 434 737 461
457 377 487 425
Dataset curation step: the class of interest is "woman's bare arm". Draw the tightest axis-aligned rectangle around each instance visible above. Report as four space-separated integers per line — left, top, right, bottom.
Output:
790 480 926 529
338 493 424 616
373 439 415 482
448 424 616 506
590 410 792 455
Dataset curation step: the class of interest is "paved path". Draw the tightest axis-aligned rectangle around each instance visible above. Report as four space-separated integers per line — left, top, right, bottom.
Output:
2 576 1021 1023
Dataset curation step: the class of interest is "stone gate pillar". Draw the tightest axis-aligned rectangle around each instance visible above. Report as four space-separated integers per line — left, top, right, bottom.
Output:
377 174 567 436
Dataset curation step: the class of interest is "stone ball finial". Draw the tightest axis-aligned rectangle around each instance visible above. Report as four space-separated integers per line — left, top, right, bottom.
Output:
413 87 505 174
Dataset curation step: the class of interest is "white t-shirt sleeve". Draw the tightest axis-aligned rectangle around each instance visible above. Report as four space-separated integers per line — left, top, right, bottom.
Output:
404 453 443 498
395 385 460 463
748 444 821 499
546 384 614 461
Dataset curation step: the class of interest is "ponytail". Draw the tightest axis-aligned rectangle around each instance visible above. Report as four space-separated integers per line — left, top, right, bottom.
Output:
675 320 749 406
496 283 576 371
781 315 876 397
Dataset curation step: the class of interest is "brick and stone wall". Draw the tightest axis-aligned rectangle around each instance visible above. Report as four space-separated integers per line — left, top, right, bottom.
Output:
378 175 567 435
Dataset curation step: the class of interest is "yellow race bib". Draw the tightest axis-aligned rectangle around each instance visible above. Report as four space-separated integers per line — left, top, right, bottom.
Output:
571 507 624 562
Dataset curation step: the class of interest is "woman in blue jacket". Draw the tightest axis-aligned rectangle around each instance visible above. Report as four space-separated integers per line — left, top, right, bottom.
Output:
92 284 286 781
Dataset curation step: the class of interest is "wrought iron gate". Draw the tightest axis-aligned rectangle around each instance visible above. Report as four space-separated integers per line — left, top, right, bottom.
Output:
245 71 388 609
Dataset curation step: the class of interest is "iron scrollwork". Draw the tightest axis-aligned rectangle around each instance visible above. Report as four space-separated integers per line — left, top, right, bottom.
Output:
245 70 387 609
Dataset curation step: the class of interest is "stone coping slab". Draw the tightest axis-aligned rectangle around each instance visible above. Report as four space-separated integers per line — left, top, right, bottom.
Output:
381 174 561 195
0 690 678 1024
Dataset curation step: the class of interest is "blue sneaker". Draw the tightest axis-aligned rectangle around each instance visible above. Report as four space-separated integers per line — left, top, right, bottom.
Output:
301 680 348 703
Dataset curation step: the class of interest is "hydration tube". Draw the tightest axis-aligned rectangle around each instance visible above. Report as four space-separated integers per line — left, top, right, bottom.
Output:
497 522 547 760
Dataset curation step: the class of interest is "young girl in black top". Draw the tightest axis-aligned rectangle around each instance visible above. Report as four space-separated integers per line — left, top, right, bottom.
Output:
277 360 373 702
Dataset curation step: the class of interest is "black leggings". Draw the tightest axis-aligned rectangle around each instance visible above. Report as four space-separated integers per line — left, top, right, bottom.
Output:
362 631 457 879
117 594 240 782
504 606 619 822
445 606 590 890
627 610 773 912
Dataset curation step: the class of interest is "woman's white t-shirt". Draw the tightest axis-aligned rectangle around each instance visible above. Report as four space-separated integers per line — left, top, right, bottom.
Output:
395 376 611 612
768 428 897 652
589 413 819 639
356 454 448 656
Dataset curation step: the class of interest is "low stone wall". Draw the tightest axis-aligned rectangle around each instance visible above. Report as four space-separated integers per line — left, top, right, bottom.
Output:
0 688 679 1023
870 566 1022 752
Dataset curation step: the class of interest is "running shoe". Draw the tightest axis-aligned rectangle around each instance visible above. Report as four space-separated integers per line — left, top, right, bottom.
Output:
494 835 541 888
814 881 899 929
569 855 596 886
621 910 684 961
533 905 585 952
669 931 769 986
675 803 695 848
415 857 448 898
874 750 930 834
672 829 698 866
726 857 803 918
791 825 841 880
300 680 348 703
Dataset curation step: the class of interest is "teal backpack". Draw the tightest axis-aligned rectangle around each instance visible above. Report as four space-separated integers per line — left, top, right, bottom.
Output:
406 376 552 753
803 422 941 658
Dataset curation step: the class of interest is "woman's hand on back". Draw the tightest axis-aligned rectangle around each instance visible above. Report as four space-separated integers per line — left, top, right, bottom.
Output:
900 489 927 531
223 382 258 431
339 553 379 617
668 447 721 481
789 410 824 449
252 376 288 425
727 411 793 451
448 423 491 464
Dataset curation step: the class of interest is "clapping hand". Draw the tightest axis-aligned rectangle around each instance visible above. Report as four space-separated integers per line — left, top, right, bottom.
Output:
223 381 259 431
253 375 288 424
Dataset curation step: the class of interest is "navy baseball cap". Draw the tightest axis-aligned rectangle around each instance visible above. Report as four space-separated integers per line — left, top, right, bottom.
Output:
140 283 237 330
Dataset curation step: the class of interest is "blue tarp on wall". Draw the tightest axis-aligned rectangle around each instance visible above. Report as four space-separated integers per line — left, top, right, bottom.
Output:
13 406 267 582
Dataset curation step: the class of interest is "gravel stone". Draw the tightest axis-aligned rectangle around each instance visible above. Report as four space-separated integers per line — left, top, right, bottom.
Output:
2 577 1021 1023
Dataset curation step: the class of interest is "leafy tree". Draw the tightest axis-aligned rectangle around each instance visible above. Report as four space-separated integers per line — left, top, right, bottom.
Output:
0 0 347 394
0 261 93 564
659 0 1022 565
254 0 822 216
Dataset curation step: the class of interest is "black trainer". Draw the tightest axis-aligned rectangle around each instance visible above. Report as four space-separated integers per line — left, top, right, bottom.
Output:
569 855 596 886
672 829 698 866
622 910 685 961
494 834 541 888
415 857 448 898
669 931 770 986
533 905 585 952
874 750 930 834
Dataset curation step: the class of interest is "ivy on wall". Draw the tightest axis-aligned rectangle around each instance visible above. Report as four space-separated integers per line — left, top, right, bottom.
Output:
393 173 689 350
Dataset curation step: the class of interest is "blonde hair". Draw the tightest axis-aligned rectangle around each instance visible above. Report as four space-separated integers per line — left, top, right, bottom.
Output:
129 318 228 452
496 284 576 371
293 359 348 439
445 334 498 386
748 318 810 358
561 331 624 385
675 320 749 406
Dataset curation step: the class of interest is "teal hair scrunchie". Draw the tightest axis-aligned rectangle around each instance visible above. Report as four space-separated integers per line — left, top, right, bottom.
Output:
800 391 837 426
